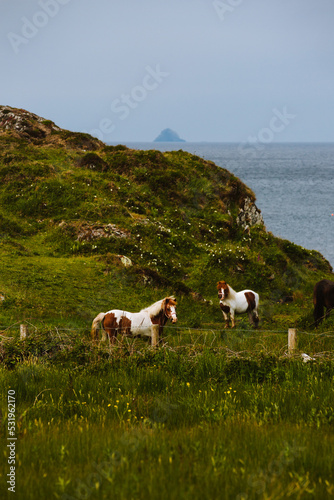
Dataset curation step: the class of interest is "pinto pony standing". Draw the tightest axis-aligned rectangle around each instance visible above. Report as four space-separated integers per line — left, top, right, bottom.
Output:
91 296 177 344
217 281 259 328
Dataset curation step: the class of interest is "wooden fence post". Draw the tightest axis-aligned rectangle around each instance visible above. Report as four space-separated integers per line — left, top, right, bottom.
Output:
151 325 159 347
20 324 27 340
288 328 297 354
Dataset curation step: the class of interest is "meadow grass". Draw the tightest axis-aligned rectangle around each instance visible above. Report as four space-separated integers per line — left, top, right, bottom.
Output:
1 334 334 499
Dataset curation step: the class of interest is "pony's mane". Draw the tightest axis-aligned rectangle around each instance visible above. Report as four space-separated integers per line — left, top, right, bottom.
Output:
141 296 176 316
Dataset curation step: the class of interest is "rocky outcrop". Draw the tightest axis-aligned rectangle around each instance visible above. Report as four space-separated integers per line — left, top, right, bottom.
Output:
0 105 60 138
0 105 102 150
58 221 130 241
236 197 265 228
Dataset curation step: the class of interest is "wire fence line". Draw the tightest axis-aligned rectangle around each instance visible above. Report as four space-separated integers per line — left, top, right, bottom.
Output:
1 323 334 337
1 321 334 358
0 322 306 339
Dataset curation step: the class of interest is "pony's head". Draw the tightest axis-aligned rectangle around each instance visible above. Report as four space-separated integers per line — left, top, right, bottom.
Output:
217 281 229 300
164 296 177 323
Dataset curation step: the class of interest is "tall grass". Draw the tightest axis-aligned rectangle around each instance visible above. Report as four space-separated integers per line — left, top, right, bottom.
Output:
1 335 333 499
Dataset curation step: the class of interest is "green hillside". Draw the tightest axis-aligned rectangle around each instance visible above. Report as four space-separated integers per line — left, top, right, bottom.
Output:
0 105 332 331
1 107 334 500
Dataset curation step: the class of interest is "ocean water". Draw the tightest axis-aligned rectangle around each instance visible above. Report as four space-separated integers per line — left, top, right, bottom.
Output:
114 142 334 268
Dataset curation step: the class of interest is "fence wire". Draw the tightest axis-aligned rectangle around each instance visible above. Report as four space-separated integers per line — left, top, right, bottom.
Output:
1 322 334 358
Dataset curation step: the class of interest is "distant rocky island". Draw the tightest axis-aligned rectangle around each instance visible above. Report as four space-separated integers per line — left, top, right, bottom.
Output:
154 128 186 142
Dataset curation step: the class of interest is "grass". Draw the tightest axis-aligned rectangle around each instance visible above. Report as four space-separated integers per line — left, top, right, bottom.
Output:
1 107 334 499
0 124 332 332
1 339 334 499
8 422 334 500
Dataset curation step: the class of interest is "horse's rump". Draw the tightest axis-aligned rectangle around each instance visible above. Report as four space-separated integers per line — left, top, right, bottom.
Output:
104 311 138 337
244 291 257 312
313 279 334 326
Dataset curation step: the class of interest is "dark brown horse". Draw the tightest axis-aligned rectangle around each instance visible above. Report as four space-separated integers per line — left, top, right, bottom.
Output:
313 279 334 326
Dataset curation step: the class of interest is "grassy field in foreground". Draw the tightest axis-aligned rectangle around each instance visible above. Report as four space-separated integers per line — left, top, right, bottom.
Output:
1 339 334 500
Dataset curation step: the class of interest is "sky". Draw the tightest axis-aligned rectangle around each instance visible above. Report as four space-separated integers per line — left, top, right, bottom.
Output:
1 0 334 143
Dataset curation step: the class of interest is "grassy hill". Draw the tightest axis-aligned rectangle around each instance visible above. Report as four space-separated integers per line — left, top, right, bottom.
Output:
1 107 334 500
0 105 332 331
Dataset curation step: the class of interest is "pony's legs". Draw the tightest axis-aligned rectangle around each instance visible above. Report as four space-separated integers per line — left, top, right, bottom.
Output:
220 303 230 328
325 307 332 320
105 328 117 344
248 310 259 328
103 314 118 344
150 324 160 346
313 303 324 327
221 311 230 328
230 312 236 328
253 311 259 328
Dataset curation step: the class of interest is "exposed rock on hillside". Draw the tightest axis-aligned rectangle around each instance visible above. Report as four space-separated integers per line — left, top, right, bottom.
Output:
236 197 265 228
58 222 130 241
0 105 59 138
0 105 102 150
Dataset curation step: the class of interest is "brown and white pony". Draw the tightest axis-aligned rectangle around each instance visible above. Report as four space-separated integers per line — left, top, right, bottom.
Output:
217 281 259 328
91 296 177 343
313 279 334 327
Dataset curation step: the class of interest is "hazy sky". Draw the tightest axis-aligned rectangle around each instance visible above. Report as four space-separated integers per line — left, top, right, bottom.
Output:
2 0 334 142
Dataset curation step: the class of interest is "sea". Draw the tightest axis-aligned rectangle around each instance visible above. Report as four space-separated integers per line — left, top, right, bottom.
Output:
110 142 334 268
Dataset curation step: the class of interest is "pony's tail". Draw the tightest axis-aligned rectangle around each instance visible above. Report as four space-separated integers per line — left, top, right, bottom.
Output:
91 312 105 341
313 287 324 327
